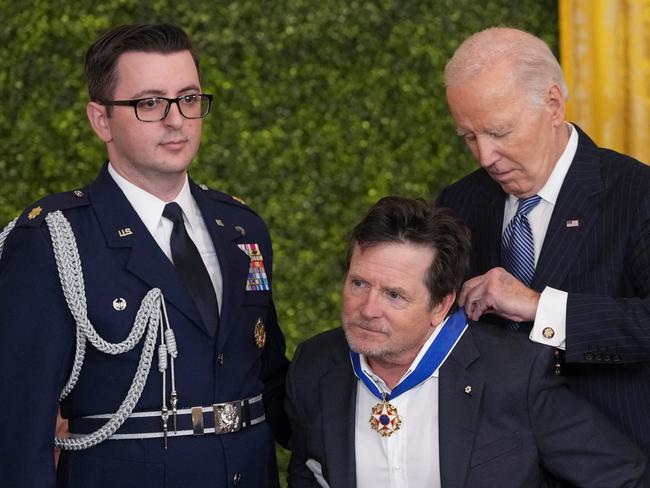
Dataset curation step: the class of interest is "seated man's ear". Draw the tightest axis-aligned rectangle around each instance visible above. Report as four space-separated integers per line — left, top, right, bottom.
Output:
430 292 456 326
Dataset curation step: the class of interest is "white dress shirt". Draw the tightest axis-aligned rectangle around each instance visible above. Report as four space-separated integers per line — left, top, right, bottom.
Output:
501 124 578 349
108 163 223 309
354 322 454 488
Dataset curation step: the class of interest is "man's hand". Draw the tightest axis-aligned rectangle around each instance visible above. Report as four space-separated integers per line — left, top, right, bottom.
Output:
459 267 541 322
55 408 68 466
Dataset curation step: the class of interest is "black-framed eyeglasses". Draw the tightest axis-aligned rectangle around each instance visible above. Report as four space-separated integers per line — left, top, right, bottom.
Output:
100 94 213 122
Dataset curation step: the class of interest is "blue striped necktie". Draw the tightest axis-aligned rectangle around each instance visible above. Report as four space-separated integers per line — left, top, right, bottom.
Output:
501 195 542 330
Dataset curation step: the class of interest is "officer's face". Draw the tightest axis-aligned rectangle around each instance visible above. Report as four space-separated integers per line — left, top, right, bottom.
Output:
342 242 450 367
446 61 566 199
91 50 203 191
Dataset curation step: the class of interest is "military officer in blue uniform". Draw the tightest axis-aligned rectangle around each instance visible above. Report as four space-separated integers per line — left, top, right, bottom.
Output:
0 24 289 487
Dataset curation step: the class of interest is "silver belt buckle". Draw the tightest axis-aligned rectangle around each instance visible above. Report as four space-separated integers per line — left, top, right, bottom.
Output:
213 401 241 434
192 407 205 435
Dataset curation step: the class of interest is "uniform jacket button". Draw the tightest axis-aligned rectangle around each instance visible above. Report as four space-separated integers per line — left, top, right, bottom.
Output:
233 472 242 486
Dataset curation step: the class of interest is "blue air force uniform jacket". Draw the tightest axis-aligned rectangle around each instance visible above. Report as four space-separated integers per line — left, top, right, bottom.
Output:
0 164 289 488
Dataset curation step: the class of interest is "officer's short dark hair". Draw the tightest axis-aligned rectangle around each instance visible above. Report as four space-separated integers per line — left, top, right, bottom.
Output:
85 23 199 103
349 196 471 309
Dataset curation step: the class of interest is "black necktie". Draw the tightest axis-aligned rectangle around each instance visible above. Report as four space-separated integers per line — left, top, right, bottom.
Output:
163 202 219 337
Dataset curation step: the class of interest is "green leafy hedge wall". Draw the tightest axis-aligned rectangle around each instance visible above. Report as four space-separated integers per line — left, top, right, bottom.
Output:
1 0 557 482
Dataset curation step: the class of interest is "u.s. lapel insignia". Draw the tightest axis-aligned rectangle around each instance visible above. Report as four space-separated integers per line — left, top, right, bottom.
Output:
27 206 43 220
238 243 271 291
215 219 224 227
118 227 133 238
235 225 246 237
254 317 266 349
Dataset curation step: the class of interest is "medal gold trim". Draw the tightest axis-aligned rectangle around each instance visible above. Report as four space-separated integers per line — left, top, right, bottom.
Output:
254 318 266 349
369 398 401 437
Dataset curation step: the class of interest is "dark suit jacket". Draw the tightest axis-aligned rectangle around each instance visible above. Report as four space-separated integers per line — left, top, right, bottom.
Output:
285 325 647 488
436 125 650 455
0 164 289 488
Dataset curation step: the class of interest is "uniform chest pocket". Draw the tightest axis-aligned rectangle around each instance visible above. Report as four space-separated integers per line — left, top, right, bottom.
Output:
85 284 150 342
242 291 271 307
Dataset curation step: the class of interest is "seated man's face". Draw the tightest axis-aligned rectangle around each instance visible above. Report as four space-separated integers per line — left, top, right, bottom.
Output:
342 242 444 365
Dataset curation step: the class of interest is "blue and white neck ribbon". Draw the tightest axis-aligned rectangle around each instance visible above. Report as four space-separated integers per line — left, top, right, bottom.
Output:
350 308 468 401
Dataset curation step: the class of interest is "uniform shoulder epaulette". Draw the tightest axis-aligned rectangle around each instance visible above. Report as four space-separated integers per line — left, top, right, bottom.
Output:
16 188 90 227
196 183 259 216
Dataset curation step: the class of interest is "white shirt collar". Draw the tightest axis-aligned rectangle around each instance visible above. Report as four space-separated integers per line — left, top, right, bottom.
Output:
507 122 578 206
107 162 194 235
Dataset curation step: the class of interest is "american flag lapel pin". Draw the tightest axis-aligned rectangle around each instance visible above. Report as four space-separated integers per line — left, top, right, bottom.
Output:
566 219 580 228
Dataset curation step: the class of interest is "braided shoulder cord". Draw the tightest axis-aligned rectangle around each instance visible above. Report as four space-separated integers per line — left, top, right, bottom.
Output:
1 211 177 450
1 212 177 449
0 217 18 261
44 211 176 450
55 289 162 450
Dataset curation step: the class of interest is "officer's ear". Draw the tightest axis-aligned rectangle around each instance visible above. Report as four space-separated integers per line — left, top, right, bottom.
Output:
86 101 113 143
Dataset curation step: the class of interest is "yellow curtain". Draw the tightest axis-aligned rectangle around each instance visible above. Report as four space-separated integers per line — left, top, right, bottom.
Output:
559 0 650 164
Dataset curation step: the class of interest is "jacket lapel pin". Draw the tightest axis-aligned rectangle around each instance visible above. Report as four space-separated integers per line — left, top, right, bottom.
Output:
566 219 580 228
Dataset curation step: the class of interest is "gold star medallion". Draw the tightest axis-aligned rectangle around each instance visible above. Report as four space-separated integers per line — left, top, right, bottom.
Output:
369 400 401 437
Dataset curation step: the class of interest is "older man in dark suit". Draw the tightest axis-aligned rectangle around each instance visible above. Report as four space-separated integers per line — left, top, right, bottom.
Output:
285 197 646 488
437 27 650 461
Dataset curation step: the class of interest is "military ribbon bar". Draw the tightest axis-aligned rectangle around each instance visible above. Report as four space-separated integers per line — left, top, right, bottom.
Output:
237 243 271 291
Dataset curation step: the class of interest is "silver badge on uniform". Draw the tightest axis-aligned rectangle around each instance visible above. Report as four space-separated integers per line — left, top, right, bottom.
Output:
113 298 127 311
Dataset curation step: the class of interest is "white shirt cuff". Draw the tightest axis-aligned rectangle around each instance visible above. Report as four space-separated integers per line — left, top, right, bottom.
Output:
530 286 567 350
